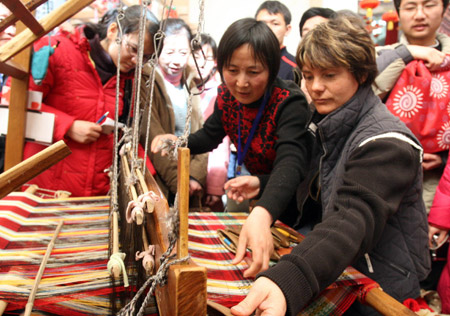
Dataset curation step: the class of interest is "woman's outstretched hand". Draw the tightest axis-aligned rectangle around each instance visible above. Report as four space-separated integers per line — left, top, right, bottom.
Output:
232 206 273 278
151 134 178 156
231 277 287 316
224 176 260 203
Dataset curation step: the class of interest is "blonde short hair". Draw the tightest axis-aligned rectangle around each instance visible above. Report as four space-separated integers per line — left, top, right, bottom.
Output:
296 15 377 87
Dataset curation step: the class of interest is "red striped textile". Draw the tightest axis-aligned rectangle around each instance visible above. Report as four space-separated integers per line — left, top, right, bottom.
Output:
0 192 142 316
188 212 378 315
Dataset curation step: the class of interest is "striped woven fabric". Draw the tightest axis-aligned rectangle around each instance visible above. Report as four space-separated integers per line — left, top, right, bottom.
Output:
188 212 378 316
0 192 137 316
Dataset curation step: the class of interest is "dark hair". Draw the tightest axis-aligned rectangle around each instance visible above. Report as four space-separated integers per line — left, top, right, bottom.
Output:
192 33 217 59
299 7 335 35
255 0 292 25
84 5 159 40
217 18 280 88
162 18 193 40
297 15 377 87
393 0 449 14
155 18 193 57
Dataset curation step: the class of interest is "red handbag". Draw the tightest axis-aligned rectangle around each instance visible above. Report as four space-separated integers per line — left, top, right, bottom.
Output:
385 56 450 153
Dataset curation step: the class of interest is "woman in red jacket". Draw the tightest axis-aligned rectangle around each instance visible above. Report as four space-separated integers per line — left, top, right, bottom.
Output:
23 6 158 197
429 154 450 314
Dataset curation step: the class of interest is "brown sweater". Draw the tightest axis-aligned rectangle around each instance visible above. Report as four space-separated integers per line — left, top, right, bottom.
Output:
139 65 208 201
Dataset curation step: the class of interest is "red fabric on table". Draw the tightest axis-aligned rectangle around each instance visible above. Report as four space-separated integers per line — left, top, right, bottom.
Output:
188 212 379 315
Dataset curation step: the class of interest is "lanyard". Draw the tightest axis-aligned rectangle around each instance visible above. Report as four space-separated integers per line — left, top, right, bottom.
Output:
237 90 271 175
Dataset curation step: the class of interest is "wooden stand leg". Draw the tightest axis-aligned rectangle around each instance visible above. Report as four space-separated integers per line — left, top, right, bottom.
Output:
176 147 190 260
153 147 207 315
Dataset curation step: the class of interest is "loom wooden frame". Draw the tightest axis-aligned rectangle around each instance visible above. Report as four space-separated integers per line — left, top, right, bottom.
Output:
0 0 94 172
122 147 208 315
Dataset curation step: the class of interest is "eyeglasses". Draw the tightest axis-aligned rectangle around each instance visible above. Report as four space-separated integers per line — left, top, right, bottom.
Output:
399 1 442 16
193 52 214 61
193 51 214 68
124 38 152 63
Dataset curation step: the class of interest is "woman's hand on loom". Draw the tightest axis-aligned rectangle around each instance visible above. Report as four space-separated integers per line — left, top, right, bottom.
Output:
151 134 177 155
67 120 102 144
230 276 287 316
232 206 273 278
224 176 260 202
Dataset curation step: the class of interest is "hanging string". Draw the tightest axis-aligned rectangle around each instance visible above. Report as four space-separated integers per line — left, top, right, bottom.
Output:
129 1 152 180
116 204 189 316
197 0 205 35
141 0 173 169
115 2 201 313
157 0 206 160
110 2 125 217
189 0 207 96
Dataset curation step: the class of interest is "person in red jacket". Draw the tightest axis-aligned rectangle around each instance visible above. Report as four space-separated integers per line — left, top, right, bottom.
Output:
428 154 450 314
0 3 16 173
23 6 158 197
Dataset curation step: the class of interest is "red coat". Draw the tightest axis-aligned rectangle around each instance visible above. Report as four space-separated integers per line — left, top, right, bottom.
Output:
23 28 129 197
429 152 450 313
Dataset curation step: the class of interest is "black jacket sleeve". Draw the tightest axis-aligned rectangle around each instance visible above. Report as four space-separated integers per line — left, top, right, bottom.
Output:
259 137 421 316
255 90 311 222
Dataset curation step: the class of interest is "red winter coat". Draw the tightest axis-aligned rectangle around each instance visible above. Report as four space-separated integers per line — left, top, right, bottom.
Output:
429 152 450 313
23 28 129 197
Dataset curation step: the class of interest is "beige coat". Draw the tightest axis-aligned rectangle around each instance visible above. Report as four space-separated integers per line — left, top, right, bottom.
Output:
373 33 450 99
139 65 208 201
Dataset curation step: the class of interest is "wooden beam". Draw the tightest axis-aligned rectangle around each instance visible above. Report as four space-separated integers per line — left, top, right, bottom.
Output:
0 0 47 33
0 140 71 199
176 147 190 260
0 60 28 79
2 0 45 35
156 263 207 315
364 288 417 316
4 20 30 171
0 0 94 63
138 161 207 315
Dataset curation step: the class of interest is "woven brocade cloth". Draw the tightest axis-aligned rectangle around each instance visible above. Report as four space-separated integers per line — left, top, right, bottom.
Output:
0 192 140 316
188 212 379 316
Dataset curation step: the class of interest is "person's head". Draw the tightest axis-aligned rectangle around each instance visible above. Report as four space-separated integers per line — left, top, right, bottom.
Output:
158 18 193 82
394 0 449 46
0 4 16 47
299 7 335 37
297 15 377 115
218 18 280 105
86 5 159 73
255 1 292 47
188 33 218 84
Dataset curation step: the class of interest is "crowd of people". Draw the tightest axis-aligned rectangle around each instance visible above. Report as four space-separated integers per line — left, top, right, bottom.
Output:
1 0 450 315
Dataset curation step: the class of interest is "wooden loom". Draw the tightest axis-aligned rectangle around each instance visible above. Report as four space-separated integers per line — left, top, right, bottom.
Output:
117 146 208 315
0 2 420 316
